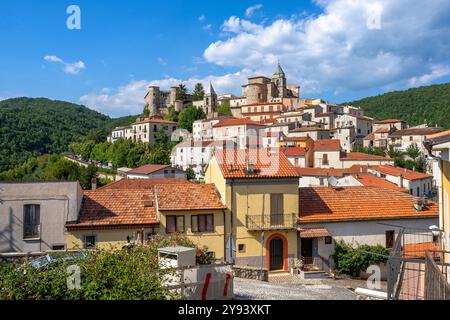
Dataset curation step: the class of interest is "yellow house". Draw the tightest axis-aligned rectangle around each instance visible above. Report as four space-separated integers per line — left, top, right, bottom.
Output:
205 148 300 271
66 179 227 260
426 130 450 263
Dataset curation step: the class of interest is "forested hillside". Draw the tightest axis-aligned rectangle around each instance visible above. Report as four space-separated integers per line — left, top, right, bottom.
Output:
345 82 450 129
0 97 136 172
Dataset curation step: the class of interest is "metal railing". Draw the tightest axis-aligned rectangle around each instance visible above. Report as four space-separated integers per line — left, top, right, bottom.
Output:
246 213 297 231
387 226 450 300
425 252 450 300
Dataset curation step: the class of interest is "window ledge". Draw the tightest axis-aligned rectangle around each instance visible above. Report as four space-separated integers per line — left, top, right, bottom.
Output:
23 237 41 241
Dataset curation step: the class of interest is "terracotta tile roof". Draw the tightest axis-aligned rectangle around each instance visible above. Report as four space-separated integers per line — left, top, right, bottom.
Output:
352 174 409 193
214 148 299 179
281 136 311 142
135 118 177 125
427 129 450 140
402 242 441 259
299 187 438 223
67 189 158 229
298 228 331 238
370 165 432 181
374 127 391 134
264 132 280 137
127 164 171 175
389 127 443 137
290 126 328 133
281 147 308 157
340 152 393 161
100 178 192 190
244 102 284 106
155 183 226 211
212 118 266 128
374 119 404 124
363 133 375 141
314 139 341 151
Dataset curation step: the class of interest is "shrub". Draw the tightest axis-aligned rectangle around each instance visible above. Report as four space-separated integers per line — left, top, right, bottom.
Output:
332 240 390 277
0 235 213 300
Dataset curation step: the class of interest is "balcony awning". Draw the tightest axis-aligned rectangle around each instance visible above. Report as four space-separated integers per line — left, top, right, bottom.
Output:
298 228 330 238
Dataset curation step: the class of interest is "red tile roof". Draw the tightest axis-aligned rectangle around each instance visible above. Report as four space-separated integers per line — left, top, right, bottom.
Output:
340 152 393 161
212 118 266 128
214 148 299 179
403 242 441 259
374 119 404 124
67 189 158 230
155 183 226 211
281 147 308 157
299 187 438 223
135 118 177 125
389 127 443 137
99 178 192 190
298 228 331 238
352 174 409 193
127 164 171 175
314 139 341 151
370 165 432 181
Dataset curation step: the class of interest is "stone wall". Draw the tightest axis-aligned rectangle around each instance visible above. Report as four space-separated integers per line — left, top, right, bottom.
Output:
233 265 269 282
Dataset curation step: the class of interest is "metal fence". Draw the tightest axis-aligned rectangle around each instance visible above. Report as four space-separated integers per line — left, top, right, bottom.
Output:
424 252 450 300
387 226 450 300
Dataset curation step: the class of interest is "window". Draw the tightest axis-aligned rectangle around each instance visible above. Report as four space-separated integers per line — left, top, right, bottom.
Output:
166 216 185 234
23 204 40 239
325 236 333 245
52 245 65 251
192 215 214 233
322 154 329 165
319 178 325 186
238 244 246 253
386 230 395 248
84 235 96 249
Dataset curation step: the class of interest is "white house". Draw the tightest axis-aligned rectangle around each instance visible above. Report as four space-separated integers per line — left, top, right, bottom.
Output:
298 186 439 271
211 118 266 149
368 165 433 197
171 140 237 179
389 126 444 153
126 164 186 180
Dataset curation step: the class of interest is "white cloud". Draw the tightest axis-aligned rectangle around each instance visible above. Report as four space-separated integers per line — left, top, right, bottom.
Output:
204 0 450 95
203 24 212 31
245 4 263 17
157 57 167 66
79 71 252 117
198 15 206 22
44 55 86 75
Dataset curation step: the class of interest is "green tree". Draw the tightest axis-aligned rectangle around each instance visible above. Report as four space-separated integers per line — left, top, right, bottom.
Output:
165 106 179 122
192 83 205 101
178 105 207 132
387 145 402 159
218 102 231 116
186 167 196 180
176 84 188 101
406 143 421 161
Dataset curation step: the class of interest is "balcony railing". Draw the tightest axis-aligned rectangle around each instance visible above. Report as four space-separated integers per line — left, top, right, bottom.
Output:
246 213 297 231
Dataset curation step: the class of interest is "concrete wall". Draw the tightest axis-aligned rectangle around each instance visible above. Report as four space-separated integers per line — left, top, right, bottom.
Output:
0 182 83 253
67 227 159 250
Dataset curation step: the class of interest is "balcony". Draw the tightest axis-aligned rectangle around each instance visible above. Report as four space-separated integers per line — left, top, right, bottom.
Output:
246 213 297 231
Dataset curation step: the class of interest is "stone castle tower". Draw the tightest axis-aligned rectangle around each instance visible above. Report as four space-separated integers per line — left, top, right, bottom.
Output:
271 63 287 98
204 82 217 118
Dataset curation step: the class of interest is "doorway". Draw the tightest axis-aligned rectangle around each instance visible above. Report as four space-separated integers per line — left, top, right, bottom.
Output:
269 237 284 271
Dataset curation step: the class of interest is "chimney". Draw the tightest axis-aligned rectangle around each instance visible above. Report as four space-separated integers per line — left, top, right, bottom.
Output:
413 197 426 212
399 174 404 188
91 178 97 191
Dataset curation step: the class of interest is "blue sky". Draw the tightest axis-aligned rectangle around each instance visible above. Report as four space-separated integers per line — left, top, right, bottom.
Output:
1 0 449 117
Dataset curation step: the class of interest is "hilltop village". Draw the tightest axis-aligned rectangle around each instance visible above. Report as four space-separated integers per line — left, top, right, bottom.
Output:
2 64 447 292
